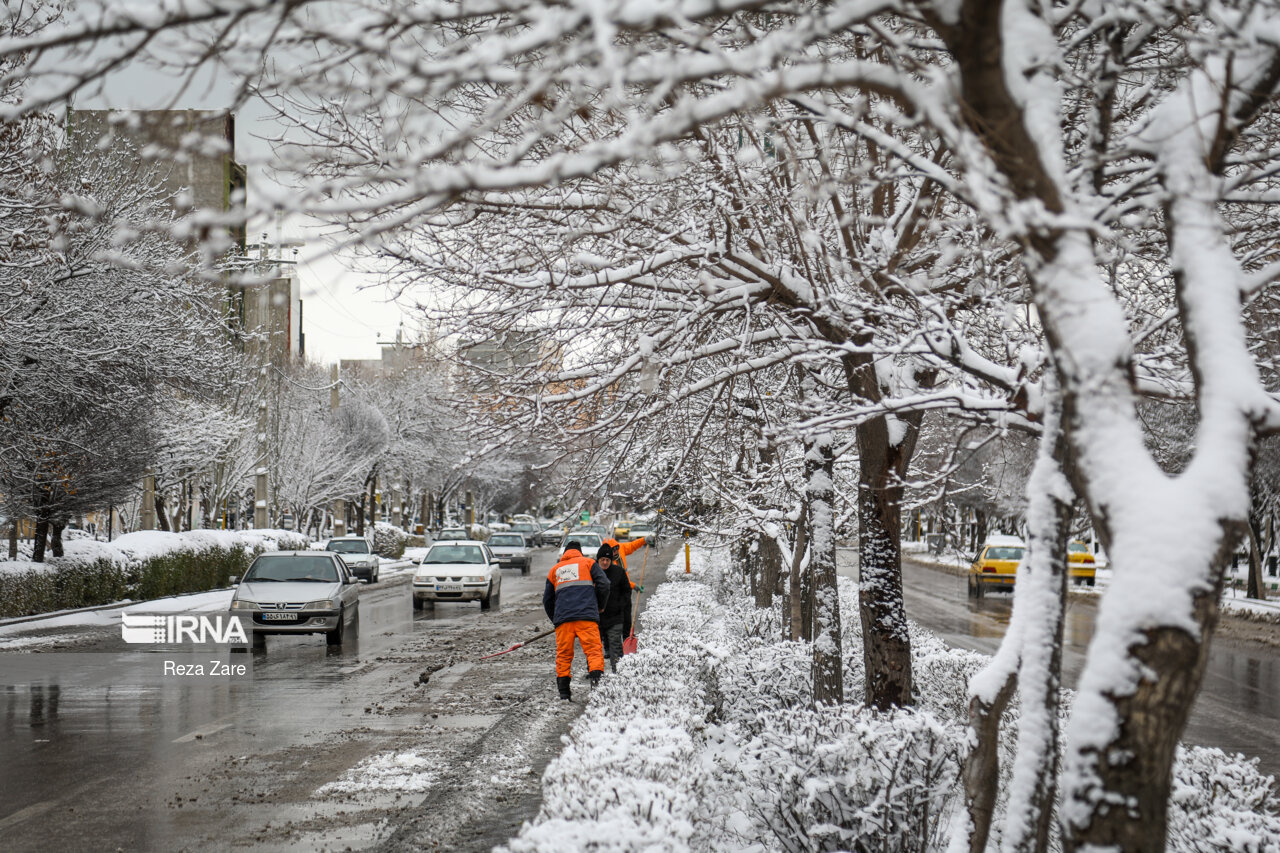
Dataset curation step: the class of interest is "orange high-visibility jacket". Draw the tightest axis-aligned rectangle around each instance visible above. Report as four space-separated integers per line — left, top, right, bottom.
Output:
604 537 646 570
543 548 610 625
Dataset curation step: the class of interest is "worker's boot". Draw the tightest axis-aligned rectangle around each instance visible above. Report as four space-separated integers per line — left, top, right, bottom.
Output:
556 676 572 701
588 670 603 689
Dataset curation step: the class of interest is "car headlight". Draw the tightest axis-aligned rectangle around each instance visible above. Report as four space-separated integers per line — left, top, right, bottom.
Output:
465 575 485 583
304 599 340 610
230 600 258 611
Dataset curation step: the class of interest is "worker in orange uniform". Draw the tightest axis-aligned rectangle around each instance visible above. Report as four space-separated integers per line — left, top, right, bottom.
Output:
604 535 651 574
543 540 611 701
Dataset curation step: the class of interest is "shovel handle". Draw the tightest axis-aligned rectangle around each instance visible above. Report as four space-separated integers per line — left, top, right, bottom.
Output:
480 627 555 659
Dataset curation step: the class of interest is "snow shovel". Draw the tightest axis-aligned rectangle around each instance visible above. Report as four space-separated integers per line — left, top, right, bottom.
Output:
622 544 650 655
480 627 554 660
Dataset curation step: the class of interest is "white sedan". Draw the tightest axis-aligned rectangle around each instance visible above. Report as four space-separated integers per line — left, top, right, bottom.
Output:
412 540 502 611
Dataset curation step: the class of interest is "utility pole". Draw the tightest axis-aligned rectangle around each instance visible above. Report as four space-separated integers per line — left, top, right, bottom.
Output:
141 471 157 530
254 366 269 529
330 364 345 537
466 490 475 531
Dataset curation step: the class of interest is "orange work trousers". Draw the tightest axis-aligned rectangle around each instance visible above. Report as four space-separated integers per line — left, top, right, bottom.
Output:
554 620 604 677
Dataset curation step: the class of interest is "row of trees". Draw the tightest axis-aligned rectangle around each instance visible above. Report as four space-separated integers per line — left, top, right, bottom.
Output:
3 0 1280 849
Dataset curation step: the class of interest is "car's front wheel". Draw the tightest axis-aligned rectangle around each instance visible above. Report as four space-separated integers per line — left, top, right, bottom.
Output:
370 567 379 584
480 583 494 611
326 607 347 645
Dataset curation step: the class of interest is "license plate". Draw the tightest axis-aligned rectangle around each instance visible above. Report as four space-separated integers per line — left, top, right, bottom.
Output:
436 583 464 592
261 612 298 621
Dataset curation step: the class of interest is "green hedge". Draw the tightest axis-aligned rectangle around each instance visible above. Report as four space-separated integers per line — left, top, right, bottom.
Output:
130 545 252 602
0 538 288 619
0 557 130 619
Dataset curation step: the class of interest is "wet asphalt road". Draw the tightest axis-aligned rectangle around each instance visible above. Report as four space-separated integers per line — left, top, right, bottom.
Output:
875 553 1280 777
0 543 676 853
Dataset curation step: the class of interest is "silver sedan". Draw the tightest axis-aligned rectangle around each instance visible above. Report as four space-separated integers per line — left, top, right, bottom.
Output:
230 552 361 646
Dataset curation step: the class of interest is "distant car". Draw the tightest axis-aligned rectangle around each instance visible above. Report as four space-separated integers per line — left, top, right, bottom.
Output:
613 519 635 541
230 552 361 646
1068 540 1097 586
510 522 540 541
967 535 1025 598
412 541 503 611
324 535 380 583
488 533 533 574
437 526 469 541
580 524 610 538
559 532 604 556
627 522 657 543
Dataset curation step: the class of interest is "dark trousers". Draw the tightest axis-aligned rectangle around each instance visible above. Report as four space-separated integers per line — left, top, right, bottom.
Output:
602 622 625 669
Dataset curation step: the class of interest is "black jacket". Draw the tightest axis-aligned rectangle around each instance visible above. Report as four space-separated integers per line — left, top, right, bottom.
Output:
599 562 632 628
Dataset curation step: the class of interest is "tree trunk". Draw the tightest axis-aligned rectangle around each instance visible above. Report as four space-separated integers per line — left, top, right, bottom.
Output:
757 531 783 608
1247 513 1266 600
32 518 49 563
1000 377 1072 853
806 430 843 706
1062 536 1240 852
154 492 171 532
856 425 913 709
8 521 17 558
50 520 65 558
367 470 379 527
784 519 808 642
963 671 1017 853
355 494 366 537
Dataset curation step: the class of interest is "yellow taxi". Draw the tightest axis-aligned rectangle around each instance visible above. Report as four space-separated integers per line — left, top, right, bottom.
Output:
613 519 635 541
967 535 1026 598
1068 540 1097 586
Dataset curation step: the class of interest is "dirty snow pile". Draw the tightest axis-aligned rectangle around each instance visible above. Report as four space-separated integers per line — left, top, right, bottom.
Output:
501 547 1280 852
318 750 440 798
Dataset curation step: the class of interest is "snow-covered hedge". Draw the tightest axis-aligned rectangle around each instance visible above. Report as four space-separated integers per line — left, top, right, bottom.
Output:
500 545 1280 852
372 522 408 559
0 528 308 618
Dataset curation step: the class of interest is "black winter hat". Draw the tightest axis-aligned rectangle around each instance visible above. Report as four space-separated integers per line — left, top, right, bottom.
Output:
596 544 618 561
565 540 583 554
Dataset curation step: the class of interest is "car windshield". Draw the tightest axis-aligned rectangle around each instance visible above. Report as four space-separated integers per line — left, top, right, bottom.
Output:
439 529 466 538
631 525 654 534
985 547 1024 561
245 555 340 583
490 535 524 546
1068 542 1090 552
424 545 485 564
512 524 537 533
325 540 370 554
565 534 603 551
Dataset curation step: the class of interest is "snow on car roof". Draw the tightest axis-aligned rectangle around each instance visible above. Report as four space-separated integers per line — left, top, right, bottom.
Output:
984 534 1026 547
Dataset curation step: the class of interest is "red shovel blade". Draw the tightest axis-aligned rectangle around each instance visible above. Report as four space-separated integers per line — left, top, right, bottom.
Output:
622 633 638 655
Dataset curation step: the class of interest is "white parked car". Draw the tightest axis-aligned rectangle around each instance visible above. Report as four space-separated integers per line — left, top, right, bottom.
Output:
324 535 380 583
412 541 503 611
230 552 361 646
436 526 469 541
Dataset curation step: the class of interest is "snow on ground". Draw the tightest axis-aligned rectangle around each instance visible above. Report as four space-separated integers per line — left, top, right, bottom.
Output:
500 542 1280 852
317 750 442 797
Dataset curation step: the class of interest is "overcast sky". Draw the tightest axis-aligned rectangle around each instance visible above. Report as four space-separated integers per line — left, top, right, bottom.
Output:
78 60 413 365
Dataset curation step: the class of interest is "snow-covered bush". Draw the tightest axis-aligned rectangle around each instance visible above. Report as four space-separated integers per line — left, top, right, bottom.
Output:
1168 746 1280 852
742 707 960 853
372 522 407 558
0 528 311 617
